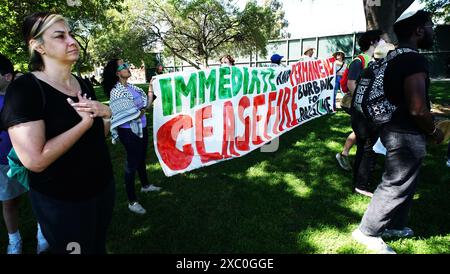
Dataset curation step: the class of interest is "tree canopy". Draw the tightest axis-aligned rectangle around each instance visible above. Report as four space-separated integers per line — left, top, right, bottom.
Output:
364 0 449 43
130 0 288 69
0 0 123 71
1 0 287 72
423 0 450 24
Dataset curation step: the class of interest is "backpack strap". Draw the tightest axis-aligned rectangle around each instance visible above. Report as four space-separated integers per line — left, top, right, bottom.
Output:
349 54 369 70
385 48 417 62
357 55 366 69
358 53 373 69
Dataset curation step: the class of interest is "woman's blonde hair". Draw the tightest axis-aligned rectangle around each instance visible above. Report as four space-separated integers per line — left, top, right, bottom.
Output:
22 12 69 71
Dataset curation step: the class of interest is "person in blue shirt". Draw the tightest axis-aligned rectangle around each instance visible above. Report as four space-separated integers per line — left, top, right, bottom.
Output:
0 53 49 254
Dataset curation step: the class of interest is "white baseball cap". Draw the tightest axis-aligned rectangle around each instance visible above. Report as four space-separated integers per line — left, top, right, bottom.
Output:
395 0 426 23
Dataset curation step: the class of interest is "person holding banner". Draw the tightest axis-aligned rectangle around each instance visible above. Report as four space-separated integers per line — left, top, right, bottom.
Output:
332 51 347 93
103 58 161 215
269 54 285 67
302 48 316 60
147 64 164 97
332 51 347 110
220 55 235 66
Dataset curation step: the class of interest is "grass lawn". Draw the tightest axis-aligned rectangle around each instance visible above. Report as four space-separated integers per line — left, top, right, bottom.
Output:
1 81 449 254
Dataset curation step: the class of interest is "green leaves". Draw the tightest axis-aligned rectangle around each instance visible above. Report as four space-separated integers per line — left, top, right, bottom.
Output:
134 0 288 68
1 0 288 73
0 0 123 70
422 0 450 24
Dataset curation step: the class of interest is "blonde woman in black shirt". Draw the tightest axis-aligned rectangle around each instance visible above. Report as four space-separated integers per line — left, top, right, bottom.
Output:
1 12 115 254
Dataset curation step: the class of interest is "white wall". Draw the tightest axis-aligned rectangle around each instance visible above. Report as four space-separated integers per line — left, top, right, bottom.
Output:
239 0 367 38
284 0 367 38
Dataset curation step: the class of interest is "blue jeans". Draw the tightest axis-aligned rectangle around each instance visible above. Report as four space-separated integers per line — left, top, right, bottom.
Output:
118 127 149 203
333 75 342 110
359 129 426 236
30 180 115 254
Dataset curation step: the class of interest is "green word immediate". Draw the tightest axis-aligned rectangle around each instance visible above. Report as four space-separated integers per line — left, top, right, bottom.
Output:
158 67 278 116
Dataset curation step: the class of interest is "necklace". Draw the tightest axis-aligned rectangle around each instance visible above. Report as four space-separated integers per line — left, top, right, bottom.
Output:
40 71 80 97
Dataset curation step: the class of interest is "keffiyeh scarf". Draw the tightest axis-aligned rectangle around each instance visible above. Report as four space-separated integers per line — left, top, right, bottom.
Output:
109 82 148 144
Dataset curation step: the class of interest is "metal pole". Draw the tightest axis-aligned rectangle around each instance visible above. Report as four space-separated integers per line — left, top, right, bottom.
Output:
315 36 319 58
300 39 303 58
286 38 290 66
173 55 176 72
352 33 357 58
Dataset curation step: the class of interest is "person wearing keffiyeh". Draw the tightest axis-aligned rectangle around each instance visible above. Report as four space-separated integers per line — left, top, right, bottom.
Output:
102 59 162 215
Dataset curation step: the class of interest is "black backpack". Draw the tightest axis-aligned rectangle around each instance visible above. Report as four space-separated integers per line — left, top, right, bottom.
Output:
352 48 417 125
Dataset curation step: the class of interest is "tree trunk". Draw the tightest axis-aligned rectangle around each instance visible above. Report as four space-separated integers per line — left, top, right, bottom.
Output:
75 49 88 77
75 61 82 77
363 0 415 43
75 39 89 77
202 55 209 69
163 41 202 70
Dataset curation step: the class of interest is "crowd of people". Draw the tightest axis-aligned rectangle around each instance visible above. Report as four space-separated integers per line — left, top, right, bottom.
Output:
0 9 448 254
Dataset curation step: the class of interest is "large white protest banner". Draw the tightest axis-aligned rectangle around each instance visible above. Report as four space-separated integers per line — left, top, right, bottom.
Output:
153 58 336 176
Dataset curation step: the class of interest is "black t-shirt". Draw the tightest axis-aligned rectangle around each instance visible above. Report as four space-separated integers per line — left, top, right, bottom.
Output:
348 59 363 81
383 49 431 134
0 73 114 201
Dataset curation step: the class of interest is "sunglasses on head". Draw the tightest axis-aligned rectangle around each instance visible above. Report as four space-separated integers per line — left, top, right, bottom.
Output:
117 63 129 72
